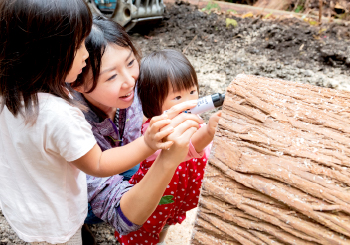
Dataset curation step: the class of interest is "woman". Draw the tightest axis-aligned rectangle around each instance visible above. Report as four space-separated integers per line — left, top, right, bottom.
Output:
72 16 202 244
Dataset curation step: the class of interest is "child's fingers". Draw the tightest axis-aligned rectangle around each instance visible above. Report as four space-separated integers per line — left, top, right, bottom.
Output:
148 119 172 135
178 126 198 142
149 114 168 126
169 113 203 127
154 127 175 142
160 113 202 133
168 120 199 138
209 111 222 124
165 100 197 119
156 141 174 150
211 111 222 118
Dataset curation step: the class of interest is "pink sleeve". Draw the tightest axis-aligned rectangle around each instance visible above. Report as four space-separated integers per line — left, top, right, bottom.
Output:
184 122 212 161
185 140 212 161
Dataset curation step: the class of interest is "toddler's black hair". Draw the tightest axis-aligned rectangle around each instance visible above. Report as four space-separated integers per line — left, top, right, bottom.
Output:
137 49 198 118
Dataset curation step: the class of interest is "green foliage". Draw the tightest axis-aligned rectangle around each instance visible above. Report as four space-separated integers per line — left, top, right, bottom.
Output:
263 13 272 19
202 1 221 13
335 13 349 20
294 5 304 13
226 18 238 28
226 9 237 14
159 195 175 205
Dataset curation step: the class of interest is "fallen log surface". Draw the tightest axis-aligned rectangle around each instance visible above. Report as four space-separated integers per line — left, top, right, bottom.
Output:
191 74 350 245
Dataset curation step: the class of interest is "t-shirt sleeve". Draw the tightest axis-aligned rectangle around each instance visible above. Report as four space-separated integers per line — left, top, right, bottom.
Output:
46 104 96 162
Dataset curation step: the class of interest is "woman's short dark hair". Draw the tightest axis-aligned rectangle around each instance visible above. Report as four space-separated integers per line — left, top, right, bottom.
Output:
137 49 198 118
0 0 92 123
72 15 141 93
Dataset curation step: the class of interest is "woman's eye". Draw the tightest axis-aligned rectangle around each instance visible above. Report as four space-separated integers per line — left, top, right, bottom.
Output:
190 90 196 94
174 96 182 100
128 59 135 67
107 74 117 81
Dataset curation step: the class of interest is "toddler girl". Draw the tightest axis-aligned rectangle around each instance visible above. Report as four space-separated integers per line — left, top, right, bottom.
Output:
115 49 221 245
0 1 201 244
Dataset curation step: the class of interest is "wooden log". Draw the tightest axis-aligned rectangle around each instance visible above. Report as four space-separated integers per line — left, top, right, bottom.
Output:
191 75 350 245
254 0 293 11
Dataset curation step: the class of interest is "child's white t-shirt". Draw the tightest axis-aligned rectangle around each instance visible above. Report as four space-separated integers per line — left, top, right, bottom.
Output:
0 93 96 243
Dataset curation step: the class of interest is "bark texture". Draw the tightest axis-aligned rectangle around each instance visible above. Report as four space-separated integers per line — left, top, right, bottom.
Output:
254 0 293 10
191 74 350 245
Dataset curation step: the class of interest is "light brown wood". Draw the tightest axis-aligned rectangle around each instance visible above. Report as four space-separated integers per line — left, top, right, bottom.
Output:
191 74 350 245
254 0 293 10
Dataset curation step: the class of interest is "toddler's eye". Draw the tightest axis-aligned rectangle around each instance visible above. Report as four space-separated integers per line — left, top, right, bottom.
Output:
174 96 182 100
107 74 117 81
190 90 196 94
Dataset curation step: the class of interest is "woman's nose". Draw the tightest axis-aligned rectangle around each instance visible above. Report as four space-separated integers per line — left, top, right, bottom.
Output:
121 72 135 88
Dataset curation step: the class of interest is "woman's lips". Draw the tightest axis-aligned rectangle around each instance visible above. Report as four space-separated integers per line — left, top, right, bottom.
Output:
119 90 134 102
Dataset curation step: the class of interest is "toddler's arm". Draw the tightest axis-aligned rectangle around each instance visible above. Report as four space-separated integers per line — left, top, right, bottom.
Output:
191 111 222 153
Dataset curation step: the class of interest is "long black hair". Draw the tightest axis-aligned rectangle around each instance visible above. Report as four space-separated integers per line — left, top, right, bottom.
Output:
0 0 92 123
72 15 141 93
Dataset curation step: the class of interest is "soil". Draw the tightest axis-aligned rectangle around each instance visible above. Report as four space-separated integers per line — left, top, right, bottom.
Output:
1 1 350 244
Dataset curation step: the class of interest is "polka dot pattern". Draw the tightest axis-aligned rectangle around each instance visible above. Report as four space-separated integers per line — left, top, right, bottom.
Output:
115 122 209 245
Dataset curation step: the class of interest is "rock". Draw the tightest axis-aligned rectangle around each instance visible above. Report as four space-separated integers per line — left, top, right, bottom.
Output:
191 74 350 245
304 70 313 77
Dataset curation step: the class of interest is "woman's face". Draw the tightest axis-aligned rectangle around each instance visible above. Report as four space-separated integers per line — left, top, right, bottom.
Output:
81 44 139 112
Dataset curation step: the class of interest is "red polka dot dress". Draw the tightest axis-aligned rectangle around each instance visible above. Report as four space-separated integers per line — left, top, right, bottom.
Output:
114 120 211 245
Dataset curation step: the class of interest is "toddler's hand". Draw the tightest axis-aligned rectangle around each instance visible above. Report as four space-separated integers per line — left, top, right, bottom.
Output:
143 114 175 151
207 111 222 137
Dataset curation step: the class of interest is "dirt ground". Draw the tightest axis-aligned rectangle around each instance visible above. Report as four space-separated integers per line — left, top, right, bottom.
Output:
1 1 350 244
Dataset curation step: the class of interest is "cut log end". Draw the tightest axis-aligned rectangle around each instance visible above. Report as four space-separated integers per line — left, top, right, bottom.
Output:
191 75 350 245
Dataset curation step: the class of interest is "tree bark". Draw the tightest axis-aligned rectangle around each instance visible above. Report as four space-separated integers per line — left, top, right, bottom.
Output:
191 74 350 245
254 0 293 10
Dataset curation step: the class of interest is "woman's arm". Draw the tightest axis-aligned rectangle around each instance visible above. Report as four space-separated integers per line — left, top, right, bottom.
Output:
71 101 202 177
119 117 199 225
86 113 200 235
